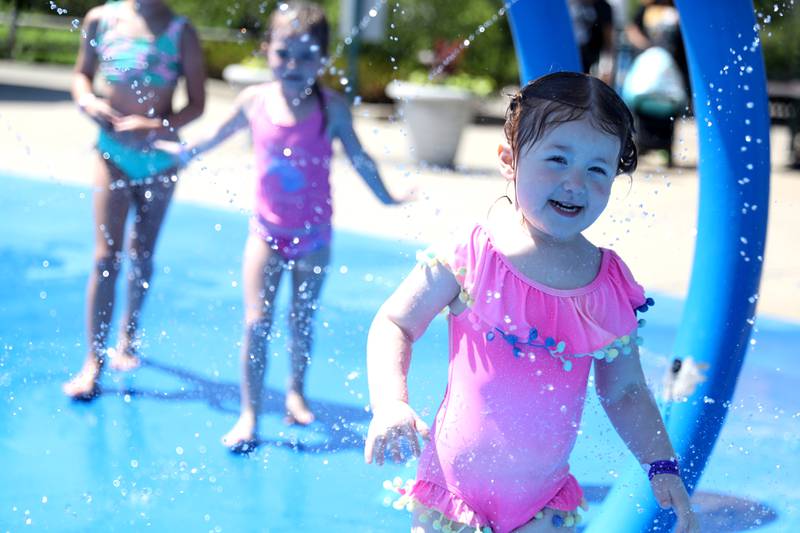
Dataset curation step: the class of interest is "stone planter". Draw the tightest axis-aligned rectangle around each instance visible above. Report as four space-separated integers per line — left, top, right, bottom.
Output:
385 80 477 167
221 64 273 92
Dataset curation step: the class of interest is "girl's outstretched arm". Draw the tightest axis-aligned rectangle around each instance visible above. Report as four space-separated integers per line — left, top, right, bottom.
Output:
594 345 699 533
326 92 403 205
157 86 254 165
364 259 460 465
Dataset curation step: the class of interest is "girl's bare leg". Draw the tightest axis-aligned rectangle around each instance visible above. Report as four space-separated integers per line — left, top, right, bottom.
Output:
63 157 130 398
285 245 330 425
112 173 177 371
221 234 284 449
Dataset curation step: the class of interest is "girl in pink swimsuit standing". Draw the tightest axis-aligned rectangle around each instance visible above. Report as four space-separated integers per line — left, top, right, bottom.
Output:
164 1 406 451
364 72 698 533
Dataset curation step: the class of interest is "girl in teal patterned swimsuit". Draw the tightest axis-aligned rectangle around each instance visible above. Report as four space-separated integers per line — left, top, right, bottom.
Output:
63 0 206 399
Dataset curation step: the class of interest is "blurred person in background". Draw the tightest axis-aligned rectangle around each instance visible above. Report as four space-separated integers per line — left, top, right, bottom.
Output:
570 0 617 85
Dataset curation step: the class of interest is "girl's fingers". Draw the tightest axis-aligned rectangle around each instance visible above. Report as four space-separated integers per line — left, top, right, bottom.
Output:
400 425 421 457
664 484 697 533
671 490 697 532
388 439 403 463
414 416 430 440
372 434 386 466
363 432 377 463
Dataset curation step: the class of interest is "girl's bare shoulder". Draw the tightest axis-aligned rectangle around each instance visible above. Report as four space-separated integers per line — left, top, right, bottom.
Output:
237 82 278 111
83 4 109 26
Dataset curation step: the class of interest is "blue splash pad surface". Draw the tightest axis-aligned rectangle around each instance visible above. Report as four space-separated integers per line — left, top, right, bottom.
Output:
0 174 797 531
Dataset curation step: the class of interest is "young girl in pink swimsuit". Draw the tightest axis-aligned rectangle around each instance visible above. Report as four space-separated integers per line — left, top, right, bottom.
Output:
364 72 698 533
163 1 406 451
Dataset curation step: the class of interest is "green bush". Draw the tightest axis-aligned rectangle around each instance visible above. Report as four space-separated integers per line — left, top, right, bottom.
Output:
7 1 800 95
754 0 800 80
2 0 520 96
200 39 259 79
0 25 80 64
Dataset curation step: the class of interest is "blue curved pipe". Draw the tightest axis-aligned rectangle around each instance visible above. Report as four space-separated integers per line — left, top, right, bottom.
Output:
507 1 770 531
507 0 581 80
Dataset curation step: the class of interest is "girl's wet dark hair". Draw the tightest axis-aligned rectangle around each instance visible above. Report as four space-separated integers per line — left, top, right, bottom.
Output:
504 72 638 175
266 1 330 57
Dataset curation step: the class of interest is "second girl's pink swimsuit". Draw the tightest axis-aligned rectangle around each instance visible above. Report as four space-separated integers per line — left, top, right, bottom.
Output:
248 85 333 259
410 224 647 533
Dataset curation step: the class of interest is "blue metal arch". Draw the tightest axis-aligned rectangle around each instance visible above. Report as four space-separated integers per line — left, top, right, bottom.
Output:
507 1 770 531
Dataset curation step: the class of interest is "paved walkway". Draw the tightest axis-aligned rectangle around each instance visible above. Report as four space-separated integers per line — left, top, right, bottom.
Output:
1 59 798 322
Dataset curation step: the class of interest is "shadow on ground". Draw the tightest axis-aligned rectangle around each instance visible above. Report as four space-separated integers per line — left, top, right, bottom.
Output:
0 83 71 102
94 357 369 455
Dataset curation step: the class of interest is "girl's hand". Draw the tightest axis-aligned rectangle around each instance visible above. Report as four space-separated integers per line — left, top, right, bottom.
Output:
113 114 164 133
152 140 195 169
651 475 699 533
78 94 120 129
364 400 430 465
391 185 419 205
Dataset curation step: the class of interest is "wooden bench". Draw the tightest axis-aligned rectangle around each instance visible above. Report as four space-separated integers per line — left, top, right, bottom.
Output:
768 80 800 167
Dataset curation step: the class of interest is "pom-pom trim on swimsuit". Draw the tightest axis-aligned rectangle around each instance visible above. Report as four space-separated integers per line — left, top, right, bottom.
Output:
383 477 585 532
417 248 654 372
487 326 643 371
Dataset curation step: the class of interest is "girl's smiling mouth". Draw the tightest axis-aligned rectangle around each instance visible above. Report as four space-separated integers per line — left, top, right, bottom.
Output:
549 199 584 217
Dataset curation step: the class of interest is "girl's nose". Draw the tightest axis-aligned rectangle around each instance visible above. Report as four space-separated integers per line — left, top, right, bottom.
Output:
561 169 587 193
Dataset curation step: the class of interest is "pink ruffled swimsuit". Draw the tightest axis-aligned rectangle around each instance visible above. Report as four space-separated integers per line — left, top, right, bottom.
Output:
248 86 333 260
410 224 647 533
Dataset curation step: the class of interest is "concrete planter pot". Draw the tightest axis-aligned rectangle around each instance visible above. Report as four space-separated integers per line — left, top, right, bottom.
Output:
386 80 477 167
221 64 273 92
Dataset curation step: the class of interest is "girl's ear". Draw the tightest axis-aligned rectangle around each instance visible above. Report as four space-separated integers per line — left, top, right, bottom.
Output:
497 143 515 181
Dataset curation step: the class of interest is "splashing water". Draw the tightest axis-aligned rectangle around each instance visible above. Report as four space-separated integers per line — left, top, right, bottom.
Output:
427 0 522 80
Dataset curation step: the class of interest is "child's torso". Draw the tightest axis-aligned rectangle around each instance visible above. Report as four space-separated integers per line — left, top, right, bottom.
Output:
95 3 184 88
414 224 644 529
249 85 334 230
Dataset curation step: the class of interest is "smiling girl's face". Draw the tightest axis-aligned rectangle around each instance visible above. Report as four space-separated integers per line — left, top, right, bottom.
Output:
509 116 621 242
266 27 325 97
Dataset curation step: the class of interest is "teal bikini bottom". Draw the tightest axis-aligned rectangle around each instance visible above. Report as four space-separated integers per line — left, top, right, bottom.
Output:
97 130 177 183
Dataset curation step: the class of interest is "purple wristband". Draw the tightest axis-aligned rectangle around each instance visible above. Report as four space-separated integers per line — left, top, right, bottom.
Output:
648 459 680 480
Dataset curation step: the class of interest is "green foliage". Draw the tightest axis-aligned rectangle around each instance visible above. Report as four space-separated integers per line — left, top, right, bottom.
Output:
200 39 259 79
406 70 495 97
8 1 800 85
753 0 800 80
1 0 519 98
0 25 80 64
379 0 518 89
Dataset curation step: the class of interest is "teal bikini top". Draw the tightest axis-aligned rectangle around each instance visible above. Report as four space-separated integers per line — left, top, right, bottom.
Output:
95 2 185 87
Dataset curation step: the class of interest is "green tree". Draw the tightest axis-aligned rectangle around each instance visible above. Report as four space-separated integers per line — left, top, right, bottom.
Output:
2 0 32 58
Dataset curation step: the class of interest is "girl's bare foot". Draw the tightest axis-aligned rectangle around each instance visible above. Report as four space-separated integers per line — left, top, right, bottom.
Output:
108 344 141 372
221 413 258 453
285 390 315 425
62 359 102 401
